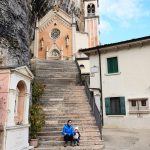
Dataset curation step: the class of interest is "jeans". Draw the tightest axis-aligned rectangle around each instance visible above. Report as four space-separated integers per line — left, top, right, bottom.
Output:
64 134 73 143
74 139 79 144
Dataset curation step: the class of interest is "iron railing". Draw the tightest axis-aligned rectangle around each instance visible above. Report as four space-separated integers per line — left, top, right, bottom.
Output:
85 80 103 140
74 57 82 85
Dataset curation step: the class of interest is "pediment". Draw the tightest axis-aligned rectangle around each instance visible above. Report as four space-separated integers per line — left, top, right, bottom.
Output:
39 9 72 31
11 66 34 80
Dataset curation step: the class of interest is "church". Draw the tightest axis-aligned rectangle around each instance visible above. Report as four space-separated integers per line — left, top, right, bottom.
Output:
32 0 99 66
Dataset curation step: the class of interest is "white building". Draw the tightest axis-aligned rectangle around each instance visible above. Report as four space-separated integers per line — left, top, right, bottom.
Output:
80 36 150 129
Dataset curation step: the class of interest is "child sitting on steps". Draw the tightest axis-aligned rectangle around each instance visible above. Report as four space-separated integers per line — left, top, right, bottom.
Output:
73 126 80 146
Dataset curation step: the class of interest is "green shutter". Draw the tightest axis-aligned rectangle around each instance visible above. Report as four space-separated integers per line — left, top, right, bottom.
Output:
105 97 111 115
120 97 126 115
107 57 118 73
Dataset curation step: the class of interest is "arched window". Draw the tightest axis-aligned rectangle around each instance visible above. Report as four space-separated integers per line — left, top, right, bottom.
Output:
87 3 95 16
14 81 27 125
51 49 61 57
80 64 85 68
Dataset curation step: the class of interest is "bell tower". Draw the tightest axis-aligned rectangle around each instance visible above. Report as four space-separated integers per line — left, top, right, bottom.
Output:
84 0 99 47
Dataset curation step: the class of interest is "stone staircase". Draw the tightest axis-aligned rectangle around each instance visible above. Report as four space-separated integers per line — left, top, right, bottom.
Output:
33 60 104 150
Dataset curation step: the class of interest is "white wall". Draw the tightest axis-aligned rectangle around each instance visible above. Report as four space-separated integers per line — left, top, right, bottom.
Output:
76 32 88 52
77 60 90 74
88 44 150 129
101 45 150 129
5 126 29 150
90 54 100 89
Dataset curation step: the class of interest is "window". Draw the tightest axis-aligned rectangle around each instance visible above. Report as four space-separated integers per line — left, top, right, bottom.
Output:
51 49 60 57
107 57 118 74
87 3 95 16
105 97 126 115
129 98 149 114
51 28 60 39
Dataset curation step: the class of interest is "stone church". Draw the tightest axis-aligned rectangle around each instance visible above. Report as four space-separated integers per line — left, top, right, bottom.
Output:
32 0 99 61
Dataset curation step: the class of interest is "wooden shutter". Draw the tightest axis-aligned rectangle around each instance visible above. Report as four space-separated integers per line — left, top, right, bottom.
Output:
107 57 118 73
105 97 111 115
120 97 126 115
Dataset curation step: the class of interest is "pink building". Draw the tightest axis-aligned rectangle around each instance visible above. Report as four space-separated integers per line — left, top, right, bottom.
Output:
0 66 33 150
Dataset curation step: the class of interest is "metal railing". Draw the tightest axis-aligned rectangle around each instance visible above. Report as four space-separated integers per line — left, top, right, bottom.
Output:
74 57 82 85
85 80 103 140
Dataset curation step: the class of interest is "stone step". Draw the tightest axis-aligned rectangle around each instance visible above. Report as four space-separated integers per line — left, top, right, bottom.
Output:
45 122 97 126
43 109 92 113
42 126 99 132
43 111 94 116
35 145 104 150
39 140 103 146
38 135 101 141
45 118 96 122
38 131 100 137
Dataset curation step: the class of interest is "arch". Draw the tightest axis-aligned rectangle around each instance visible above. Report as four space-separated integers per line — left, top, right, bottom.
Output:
79 64 85 68
49 49 61 60
87 3 95 16
14 80 27 124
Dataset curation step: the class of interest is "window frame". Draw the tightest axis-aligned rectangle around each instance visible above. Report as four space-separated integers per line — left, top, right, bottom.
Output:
107 56 119 74
128 98 149 114
105 97 126 116
87 3 95 16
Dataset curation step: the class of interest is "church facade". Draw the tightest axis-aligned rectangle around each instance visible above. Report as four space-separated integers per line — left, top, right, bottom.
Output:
32 0 99 62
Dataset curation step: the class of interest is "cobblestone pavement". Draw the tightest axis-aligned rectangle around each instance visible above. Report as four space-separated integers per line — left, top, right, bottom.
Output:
103 128 150 150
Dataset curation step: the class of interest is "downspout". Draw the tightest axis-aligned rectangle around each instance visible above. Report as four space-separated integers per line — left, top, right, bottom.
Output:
97 49 104 126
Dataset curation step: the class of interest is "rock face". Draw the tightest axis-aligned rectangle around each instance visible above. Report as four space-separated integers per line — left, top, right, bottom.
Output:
0 0 83 67
0 0 35 66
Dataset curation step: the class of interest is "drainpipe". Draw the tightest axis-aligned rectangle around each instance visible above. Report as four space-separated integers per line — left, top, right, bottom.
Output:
97 49 104 126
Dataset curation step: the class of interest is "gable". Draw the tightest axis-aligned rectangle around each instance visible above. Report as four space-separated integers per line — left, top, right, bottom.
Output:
39 9 72 32
11 66 34 80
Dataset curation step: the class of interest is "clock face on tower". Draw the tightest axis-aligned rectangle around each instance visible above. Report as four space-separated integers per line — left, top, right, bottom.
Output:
50 28 60 39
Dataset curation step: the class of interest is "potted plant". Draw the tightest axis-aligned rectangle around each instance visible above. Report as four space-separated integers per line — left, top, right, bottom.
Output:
29 104 45 147
29 80 45 148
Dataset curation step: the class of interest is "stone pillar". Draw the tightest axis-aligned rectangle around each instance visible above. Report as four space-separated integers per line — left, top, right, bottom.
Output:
7 90 16 126
72 13 76 60
34 20 39 58
23 93 30 124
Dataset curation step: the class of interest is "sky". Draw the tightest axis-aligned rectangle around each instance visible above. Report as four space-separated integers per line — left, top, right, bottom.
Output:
99 0 150 44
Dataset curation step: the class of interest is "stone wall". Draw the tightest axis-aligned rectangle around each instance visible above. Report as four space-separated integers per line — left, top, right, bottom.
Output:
0 0 35 66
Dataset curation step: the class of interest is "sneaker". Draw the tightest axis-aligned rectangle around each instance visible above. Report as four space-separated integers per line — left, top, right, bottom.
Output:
70 142 74 147
64 143 67 147
77 143 80 146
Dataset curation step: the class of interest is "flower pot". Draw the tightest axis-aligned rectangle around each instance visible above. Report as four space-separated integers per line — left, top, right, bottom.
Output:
30 139 38 148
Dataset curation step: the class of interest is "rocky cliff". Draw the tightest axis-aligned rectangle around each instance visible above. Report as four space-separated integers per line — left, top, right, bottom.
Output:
0 0 36 66
0 0 83 67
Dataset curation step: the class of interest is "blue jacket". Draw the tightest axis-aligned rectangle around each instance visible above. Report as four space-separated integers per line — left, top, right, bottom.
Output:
62 124 74 136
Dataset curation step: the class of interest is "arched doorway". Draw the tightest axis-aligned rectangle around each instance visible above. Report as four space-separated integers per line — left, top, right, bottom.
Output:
14 80 27 124
49 49 61 60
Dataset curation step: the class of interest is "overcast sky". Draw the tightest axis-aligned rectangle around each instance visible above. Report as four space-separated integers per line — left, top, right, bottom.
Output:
99 0 150 44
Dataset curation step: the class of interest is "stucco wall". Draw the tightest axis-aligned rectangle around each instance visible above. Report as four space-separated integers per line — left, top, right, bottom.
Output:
5 126 29 150
76 32 88 51
38 17 72 59
90 55 100 89
101 45 150 129
77 59 90 74
89 44 150 129
0 70 10 126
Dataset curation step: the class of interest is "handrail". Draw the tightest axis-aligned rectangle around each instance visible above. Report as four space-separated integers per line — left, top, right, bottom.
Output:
74 57 82 85
85 80 103 140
